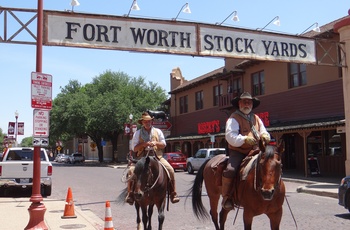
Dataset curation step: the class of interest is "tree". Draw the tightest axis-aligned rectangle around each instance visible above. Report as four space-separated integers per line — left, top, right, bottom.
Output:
21 136 33 147
50 70 167 162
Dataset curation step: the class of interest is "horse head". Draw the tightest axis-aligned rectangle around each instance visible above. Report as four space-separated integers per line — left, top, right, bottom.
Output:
256 139 284 200
133 156 158 201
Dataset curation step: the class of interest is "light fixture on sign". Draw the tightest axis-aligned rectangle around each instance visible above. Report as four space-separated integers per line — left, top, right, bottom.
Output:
258 16 280 31
216 11 239 25
173 3 191 21
126 0 140 17
70 0 80 12
298 22 321 35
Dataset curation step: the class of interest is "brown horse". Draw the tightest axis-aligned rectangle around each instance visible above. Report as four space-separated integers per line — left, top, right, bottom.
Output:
190 140 285 230
130 156 169 230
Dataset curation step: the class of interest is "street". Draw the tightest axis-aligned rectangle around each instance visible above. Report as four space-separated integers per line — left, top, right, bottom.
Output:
46 163 350 229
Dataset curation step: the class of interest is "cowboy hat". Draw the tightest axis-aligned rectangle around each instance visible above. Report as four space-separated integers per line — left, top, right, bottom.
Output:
230 92 260 109
137 112 154 124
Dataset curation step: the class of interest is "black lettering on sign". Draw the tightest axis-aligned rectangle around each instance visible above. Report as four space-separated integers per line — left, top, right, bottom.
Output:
130 27 192 48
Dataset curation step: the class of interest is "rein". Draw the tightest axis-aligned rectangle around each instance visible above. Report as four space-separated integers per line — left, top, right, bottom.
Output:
143 157 161 193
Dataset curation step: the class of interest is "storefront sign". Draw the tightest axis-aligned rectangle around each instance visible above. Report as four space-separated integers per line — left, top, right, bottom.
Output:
198 120 220 134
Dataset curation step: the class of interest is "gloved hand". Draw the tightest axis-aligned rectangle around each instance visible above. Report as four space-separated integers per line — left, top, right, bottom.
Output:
245 136 257 146
260 133 271 144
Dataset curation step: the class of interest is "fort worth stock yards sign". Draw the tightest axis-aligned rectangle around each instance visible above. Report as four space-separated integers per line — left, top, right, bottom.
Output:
43 11 316 64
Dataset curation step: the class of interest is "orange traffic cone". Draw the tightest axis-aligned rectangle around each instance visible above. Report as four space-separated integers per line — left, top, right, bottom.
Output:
61 187 77 219
104 201 114 230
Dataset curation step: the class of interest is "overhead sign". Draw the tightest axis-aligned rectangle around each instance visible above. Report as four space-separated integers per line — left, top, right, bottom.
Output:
44 12 316 64
152 121 172 130
33 109 50 137
31 72 53 109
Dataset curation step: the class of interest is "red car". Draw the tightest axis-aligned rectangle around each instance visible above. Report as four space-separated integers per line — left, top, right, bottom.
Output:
163 152 187 172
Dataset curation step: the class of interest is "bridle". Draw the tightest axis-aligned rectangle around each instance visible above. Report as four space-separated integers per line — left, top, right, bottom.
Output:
135 157 162 193
254 147 282 192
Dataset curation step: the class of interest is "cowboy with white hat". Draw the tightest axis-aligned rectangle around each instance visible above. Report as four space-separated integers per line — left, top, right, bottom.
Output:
222 92 271 210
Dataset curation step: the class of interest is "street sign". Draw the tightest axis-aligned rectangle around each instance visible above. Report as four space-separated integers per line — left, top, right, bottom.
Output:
152 121 172 130
33 137 49 147
31 72 53 109
33 109 50 137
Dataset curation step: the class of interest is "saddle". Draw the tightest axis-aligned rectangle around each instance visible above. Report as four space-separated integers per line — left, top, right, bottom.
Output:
211 149 260 186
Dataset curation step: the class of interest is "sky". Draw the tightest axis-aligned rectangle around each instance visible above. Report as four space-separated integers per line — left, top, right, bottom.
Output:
0 0 348 143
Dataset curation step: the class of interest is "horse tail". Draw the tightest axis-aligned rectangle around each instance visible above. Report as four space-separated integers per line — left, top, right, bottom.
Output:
191 159 210 220
116 187 128 205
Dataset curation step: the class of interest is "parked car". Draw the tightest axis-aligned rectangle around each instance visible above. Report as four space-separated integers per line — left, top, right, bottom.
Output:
187 148 226 174
68 153 85 164
163 152 187 172
56 154 69 163
338 175 350 212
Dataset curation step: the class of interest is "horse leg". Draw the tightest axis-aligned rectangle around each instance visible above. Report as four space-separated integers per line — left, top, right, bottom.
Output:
243 211 254 230
208 195 220 230
147 204 154 230
218 207 230 230
267 209 283 230
141 206 149 230
135 203 142 230
157 201 166 230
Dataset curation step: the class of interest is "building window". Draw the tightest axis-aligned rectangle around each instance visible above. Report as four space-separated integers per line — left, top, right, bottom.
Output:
228 78 242 94
195 91 203 110
252 71 265 96
179 95 188 114
307 130 342 156
213 84 223 106
289 63 307 88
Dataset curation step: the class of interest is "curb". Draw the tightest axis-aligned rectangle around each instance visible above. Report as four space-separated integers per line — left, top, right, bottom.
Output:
296 186 338 199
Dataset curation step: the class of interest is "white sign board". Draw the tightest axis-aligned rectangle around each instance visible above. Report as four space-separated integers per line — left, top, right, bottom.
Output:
33 137 49 147
45 12 316 64
31 72 53 109
33 109 50 137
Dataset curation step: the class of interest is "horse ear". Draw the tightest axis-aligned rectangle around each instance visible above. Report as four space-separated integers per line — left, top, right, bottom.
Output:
259 138 266 152
145 156 150 165
277 139 285 154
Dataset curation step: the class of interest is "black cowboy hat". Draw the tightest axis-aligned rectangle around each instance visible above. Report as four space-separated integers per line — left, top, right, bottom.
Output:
231 92 260 109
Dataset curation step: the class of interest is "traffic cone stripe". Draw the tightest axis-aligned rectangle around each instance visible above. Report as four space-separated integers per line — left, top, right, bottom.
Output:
104 200 114 230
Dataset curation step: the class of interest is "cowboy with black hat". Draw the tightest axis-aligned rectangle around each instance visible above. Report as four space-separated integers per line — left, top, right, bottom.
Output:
222 92 271 210
125 112 180 205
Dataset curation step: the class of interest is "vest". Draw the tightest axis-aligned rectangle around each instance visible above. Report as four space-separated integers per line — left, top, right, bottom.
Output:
137 128 163 158
228 112 261 154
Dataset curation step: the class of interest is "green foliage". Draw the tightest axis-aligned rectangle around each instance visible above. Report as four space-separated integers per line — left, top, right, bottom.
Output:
21 136 34 147
49 70 167 161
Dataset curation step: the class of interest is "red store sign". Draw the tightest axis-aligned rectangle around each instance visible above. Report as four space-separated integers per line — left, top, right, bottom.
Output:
198 120 220 134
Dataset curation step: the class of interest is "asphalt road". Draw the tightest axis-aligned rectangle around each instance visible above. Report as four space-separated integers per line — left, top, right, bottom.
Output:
45 163 350 229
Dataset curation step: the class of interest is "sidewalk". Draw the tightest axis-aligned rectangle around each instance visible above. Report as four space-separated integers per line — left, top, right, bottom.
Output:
0 166 341 229
0 197 104 230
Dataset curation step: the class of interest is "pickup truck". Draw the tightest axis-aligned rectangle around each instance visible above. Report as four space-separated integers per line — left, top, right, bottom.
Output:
186 148 226 174
0 147 52 196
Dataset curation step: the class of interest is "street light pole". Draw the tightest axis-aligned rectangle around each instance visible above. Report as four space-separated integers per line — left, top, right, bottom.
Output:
15 110 18 147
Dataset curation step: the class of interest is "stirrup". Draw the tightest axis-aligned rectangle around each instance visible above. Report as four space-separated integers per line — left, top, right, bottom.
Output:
222 198 234 210
171 193 180 204
126 194 134 205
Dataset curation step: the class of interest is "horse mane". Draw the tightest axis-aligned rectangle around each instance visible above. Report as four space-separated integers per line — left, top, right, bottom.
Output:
264 145 276 159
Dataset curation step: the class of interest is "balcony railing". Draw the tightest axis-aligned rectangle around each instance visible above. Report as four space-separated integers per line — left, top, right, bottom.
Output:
219 92 238 109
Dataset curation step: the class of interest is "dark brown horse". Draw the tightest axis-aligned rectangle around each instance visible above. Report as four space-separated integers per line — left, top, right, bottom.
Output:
190 140 285 230
130 156 169 230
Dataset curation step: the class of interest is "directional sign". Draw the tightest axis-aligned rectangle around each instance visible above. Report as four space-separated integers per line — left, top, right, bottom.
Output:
33 109 50 137
152 121 172 130
31 72 53 109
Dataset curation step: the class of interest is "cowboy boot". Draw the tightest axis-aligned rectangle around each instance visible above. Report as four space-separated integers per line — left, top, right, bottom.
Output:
170 180 180 204
221 177 234 210
125 170 134 205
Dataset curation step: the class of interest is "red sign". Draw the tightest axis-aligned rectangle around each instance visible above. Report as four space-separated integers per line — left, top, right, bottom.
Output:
257 112 270 127
33 109 50 137
152 121 172 130
8 122 15 135
197 120 220 134
31 72 53 109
